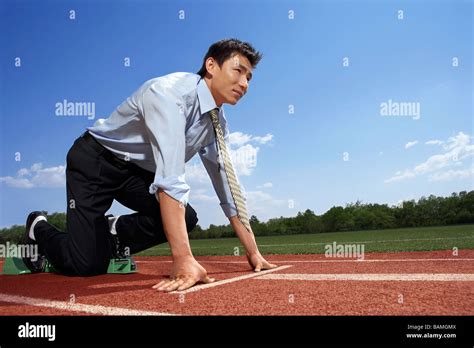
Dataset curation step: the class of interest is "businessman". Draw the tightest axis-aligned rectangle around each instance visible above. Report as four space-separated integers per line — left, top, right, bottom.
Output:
23 38 277 292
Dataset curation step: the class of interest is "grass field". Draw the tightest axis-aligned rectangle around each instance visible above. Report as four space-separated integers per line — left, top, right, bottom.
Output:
137 224 474 256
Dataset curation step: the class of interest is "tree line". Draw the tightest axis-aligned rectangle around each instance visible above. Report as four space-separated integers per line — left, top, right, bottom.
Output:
1 190 473 244
191 190 474 239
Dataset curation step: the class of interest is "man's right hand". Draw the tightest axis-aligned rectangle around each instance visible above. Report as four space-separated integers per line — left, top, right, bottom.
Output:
152 256 215 292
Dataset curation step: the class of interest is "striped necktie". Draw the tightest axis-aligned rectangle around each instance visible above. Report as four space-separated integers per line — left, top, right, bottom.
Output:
209 108 251 233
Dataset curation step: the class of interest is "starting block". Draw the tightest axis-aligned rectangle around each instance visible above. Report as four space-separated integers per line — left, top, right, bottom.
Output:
107 257 137 274
1 257 36 275
2 257 137 275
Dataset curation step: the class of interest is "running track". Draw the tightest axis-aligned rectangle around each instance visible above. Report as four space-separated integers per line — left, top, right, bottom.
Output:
0 250 472 315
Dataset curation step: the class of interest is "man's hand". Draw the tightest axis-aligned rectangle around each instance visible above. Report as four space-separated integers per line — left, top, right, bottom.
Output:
228 216 278 272
246 252 278 272
152 256 215 292
153 190 215 292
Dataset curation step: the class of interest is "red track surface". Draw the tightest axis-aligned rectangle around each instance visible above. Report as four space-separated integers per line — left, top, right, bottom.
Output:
0 250 473 315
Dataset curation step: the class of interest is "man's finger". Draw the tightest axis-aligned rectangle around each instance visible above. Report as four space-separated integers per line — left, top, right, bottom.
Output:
202 276 215 284
162 279 181 291
165 280 186 292
152 280 167 289
254 264 262 272
156 279 178 291
176 278 197 291
167 278 185 291
155 281 172 291
175 276 215 291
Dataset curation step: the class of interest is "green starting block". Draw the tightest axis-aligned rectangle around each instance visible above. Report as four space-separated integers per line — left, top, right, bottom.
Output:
107 257 137 274
2 257 137 275
2 257 36 275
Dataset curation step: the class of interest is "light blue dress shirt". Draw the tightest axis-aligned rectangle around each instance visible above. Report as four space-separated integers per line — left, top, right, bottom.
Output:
87 72 245 218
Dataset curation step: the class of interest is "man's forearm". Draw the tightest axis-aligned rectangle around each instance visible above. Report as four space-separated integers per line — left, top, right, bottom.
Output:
229 215 259 255
157 189 193 260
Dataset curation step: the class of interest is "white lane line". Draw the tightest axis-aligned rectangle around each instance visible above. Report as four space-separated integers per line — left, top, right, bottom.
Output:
136 258 474 264
256 273 474 282
170 265 293 294
0 293 178 316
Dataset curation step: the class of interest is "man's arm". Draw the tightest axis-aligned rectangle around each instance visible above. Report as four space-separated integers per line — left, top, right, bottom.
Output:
229 216 277 272
229 216 257 254
152 189 215 292
157 189 192 260
199 133 276 271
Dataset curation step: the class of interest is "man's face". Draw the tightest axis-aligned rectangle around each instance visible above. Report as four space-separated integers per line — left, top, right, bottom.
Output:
205 53 253 106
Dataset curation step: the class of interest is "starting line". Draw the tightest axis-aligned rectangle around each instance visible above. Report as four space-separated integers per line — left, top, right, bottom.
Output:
171 265 293 294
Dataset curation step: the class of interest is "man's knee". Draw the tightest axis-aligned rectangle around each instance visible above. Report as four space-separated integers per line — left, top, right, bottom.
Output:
185 204 198 232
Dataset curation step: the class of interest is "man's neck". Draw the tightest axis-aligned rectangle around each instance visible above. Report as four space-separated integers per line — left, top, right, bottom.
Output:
204 77 222 107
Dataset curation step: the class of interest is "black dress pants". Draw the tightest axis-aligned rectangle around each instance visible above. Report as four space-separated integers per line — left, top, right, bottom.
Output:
34 131 198 276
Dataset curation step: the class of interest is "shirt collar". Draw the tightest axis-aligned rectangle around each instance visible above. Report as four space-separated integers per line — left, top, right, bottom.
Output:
197 77 222 118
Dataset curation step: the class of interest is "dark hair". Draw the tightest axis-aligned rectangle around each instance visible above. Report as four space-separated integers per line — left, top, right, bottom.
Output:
197 38 262 78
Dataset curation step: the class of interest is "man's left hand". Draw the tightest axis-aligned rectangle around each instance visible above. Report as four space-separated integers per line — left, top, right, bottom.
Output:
246 252 278 272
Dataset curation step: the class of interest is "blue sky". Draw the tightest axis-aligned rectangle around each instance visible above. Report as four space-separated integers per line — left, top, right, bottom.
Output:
1 0 472 229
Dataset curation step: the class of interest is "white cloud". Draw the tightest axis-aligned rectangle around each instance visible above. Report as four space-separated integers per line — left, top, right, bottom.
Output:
257 182 273 189
385 170 416 183
245 190 288 220
0 176 34 188
17 168 29 177
31 163 43 172
0 163 65 188
228 131 274 147
390 195 416 208
189 188 219 203
181 130 276 226
228 132 252 147
246 190 275 202
428 165 474 182
426 140 444 146
442 132 471 151
253 134 273 144
231 144 259 176
225 131 273 177
185 162 209 184
385 132 473 184
405 141 418 149
185 137 263 183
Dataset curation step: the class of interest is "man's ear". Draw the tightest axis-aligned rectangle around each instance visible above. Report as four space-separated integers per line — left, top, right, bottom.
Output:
205 57 216 77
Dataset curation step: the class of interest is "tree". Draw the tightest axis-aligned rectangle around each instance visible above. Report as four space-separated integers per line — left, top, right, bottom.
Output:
322 206 346 232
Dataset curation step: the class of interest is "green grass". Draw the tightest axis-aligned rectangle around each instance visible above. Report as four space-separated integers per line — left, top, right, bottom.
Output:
137 224 474 256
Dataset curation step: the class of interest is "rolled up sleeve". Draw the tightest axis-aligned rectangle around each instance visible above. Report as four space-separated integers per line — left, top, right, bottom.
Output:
140 85 190 205
199 123 246 218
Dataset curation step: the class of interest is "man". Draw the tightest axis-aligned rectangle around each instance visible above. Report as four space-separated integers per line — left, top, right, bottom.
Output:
23 38 277 292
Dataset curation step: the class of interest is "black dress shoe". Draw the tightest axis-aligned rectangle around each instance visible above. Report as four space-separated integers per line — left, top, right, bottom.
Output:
21 211 48 273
